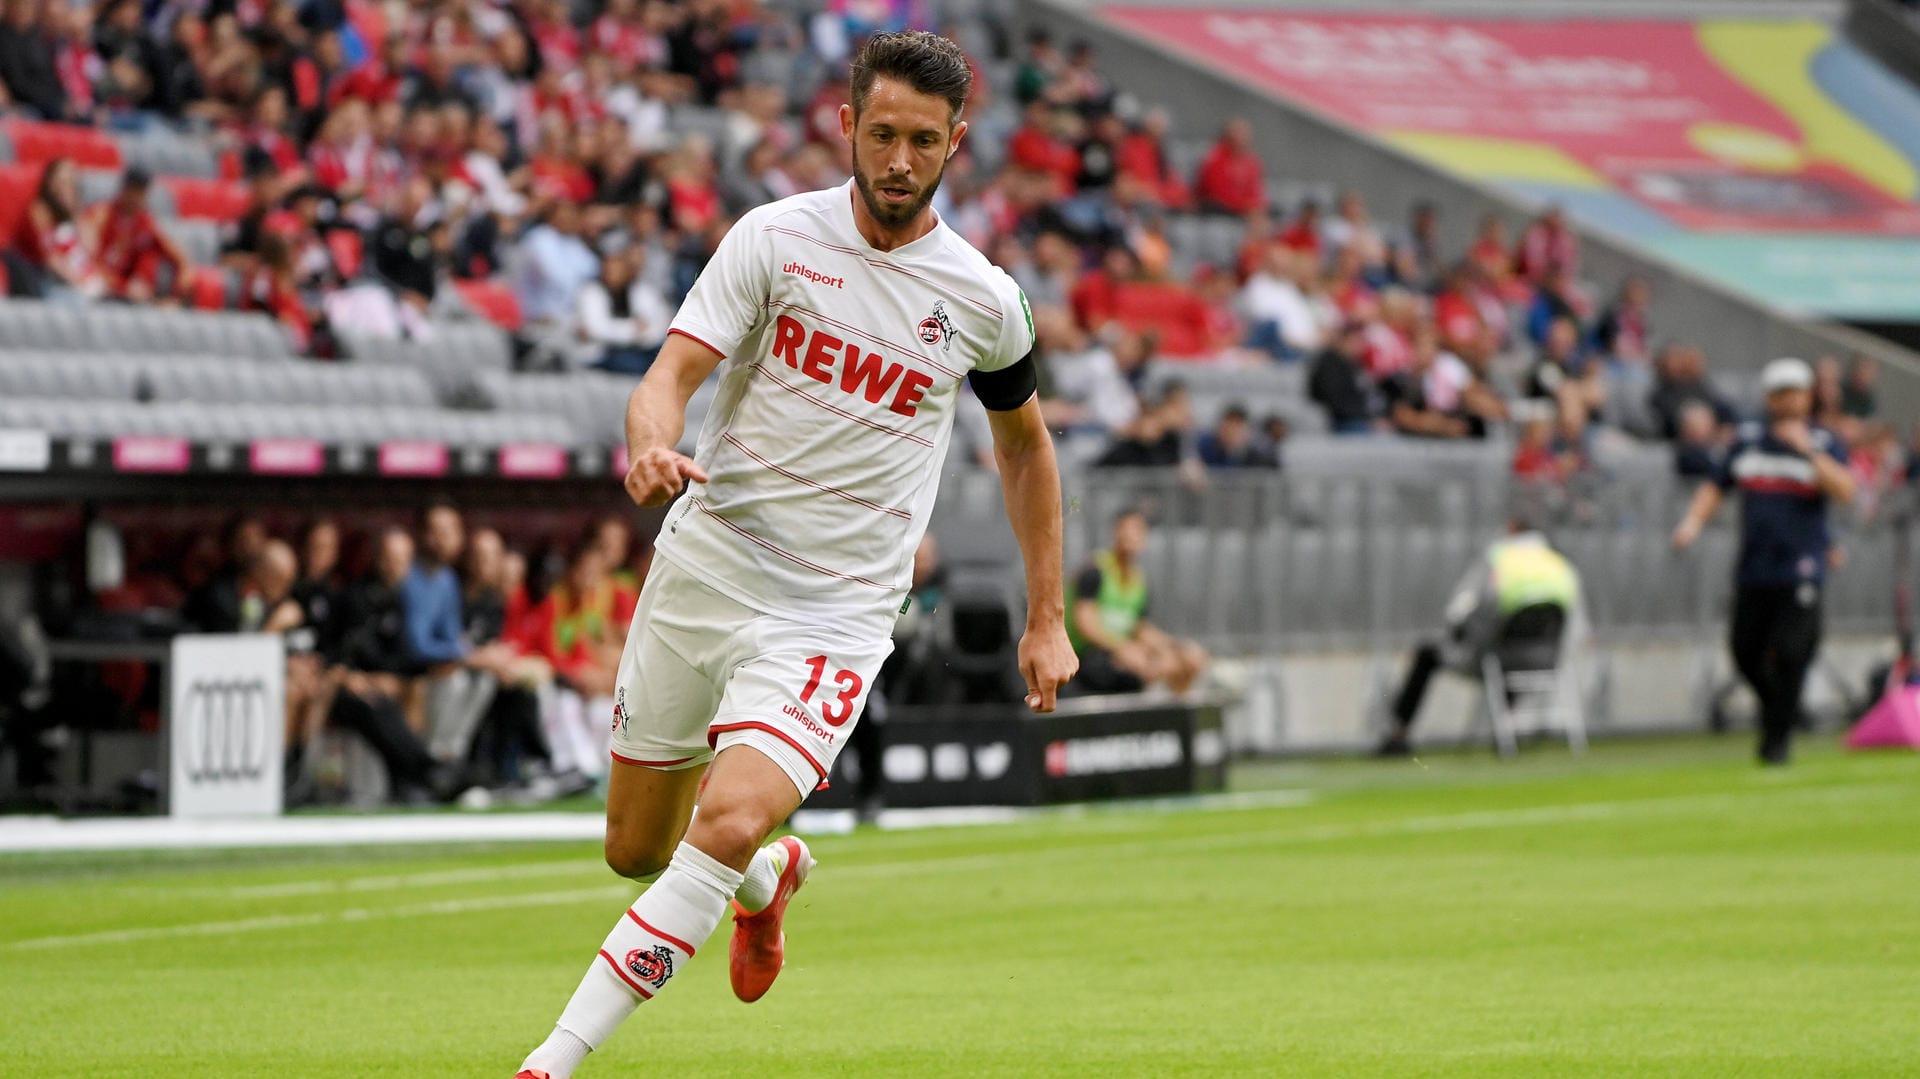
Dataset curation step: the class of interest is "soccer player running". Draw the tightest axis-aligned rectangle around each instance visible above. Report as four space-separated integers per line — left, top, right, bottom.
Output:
1672 357 1855 765
515 32 1077 1078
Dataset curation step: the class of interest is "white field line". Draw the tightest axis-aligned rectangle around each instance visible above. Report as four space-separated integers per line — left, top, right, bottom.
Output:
9 884 634 951
171 791 1315 900
7 780 1900 953
216 861 604 900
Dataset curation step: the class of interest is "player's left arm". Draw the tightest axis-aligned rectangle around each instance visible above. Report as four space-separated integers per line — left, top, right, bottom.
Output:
985 395 1078 713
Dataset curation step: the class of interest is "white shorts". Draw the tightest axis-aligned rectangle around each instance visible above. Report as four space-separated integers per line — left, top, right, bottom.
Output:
608 555 894 799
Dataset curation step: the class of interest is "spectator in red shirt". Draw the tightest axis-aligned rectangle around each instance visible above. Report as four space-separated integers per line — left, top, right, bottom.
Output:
509 537 636 701
1277 200 1322 261
1115 107 1188 208
243 83 305 176
89 169 191 302
661 136 722 235
308 96 374 200
1511 406 1571 483
526 115 596 205
1433 261 1491 363
1008 100 1079 194
1195 117 1264 217
243 231 313 351
1070 244 1136 334
1515 204 1578 286
9 156 103 299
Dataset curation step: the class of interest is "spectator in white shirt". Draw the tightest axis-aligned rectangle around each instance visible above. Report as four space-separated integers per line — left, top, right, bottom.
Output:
1238 245 1323 361
1033 304 1141 437
575 238 671 374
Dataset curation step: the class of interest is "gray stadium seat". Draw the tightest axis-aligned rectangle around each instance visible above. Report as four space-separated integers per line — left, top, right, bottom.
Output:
112 128 220 179
0 300 292 358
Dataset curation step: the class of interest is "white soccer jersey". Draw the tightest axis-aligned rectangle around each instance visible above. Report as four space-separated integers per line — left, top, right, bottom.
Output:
656 180 1035 626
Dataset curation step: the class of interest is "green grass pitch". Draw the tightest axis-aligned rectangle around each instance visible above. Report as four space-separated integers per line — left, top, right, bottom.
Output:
4 736 1917 1077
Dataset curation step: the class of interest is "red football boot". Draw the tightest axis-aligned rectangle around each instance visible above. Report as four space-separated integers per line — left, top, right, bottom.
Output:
728 835 814 1003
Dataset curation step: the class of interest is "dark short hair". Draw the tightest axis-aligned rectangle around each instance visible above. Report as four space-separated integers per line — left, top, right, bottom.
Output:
1221 405 1250 423
850 30 972 122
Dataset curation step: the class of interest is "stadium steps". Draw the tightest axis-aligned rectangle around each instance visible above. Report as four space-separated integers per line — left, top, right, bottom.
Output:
0 299 293 357
0 351 438 408
472 369 716 450
336 321 515 404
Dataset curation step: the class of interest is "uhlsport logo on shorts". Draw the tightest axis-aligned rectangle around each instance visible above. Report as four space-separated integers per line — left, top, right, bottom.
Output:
625 945 675 988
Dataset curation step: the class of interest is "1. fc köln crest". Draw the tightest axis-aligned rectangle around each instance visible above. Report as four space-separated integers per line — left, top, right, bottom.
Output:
625 945 675 988
917 300 957 353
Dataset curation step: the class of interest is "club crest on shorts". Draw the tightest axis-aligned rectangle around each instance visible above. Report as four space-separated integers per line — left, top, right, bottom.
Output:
625 945 675 988
917 299 957 353
611 687 629 734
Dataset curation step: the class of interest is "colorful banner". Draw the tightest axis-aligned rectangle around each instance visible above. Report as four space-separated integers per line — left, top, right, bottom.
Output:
1104 8 1920 318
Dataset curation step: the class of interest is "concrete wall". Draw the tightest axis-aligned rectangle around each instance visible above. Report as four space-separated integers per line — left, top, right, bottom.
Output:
1218 633 1892 754
1025 0 1920 427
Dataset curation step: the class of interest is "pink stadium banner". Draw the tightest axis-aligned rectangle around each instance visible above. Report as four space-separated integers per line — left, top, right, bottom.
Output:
498 443 570 479
1103 8 1920 235
377 440 449 478
112 436 191 474
249 438 326 476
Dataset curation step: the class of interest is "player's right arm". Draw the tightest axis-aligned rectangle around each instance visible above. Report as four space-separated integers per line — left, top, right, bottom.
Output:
622 202 776 507
623 333 723 507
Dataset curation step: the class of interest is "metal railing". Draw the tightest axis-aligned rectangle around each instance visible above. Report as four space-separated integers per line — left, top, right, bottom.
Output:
935 459 1914 656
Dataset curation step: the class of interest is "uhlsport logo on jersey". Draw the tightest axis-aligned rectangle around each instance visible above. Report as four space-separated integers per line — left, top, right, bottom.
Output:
917 300 957 352
625 945 675 988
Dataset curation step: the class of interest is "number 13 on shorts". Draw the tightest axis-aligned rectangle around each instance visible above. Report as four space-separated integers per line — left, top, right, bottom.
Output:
799 654 863 726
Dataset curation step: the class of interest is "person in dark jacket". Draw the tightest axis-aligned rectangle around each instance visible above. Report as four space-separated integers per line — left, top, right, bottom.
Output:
1672 358 1857 765
0 0 67 119
1309 321 1381 434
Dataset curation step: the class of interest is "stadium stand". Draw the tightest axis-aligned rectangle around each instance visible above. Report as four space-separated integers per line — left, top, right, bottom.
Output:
1 0 1915 808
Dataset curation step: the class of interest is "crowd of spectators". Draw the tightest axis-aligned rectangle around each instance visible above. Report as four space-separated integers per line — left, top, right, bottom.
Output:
168 504 642 805
0 0 1905 496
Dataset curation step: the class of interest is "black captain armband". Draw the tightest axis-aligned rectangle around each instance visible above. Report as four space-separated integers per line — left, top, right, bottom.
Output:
967 354 1038 411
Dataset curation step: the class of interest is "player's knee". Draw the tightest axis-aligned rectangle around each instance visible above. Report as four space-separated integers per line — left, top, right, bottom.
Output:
684 802 771 868
604 830 675 880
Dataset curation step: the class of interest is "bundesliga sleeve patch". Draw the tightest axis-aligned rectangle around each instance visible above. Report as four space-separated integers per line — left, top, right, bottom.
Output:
968 354 1037 411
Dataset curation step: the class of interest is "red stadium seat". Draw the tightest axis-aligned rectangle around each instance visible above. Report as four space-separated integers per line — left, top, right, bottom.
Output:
162 177 252 222
2 119 122 171
0 162 44 247
453 277 524 332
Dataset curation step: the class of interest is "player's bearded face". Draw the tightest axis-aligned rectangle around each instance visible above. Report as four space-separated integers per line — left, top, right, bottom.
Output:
852 127 949 229
846 80 961 231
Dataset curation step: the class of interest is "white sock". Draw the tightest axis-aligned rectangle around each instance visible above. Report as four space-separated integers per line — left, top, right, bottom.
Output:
520 842 744 1076
734 842 785 914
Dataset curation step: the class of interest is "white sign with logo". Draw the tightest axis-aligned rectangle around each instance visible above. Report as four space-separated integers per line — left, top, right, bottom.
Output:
168 634 285 818
0 429 51 472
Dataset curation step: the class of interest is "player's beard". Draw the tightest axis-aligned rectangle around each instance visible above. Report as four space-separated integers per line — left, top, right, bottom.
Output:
852 153 946 232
